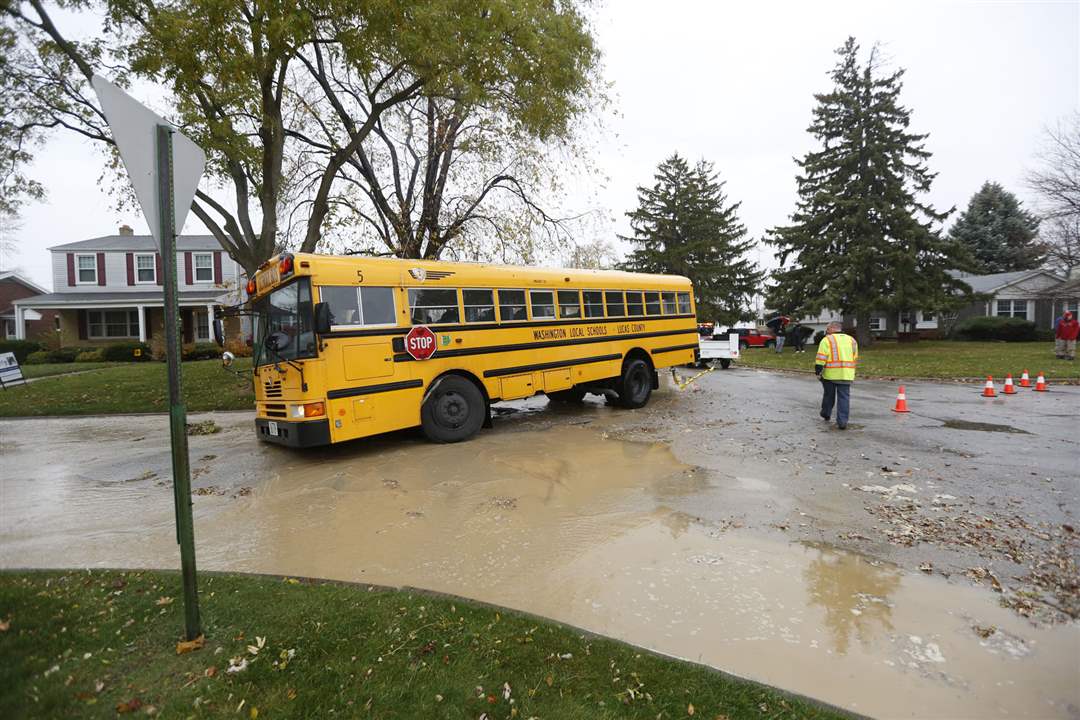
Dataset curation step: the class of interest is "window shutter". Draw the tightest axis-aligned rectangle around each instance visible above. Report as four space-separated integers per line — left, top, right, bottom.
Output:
126 253 135 285
96 252 106 286
213 251 222 283
184 252 193 285
78 310 88 340
66 253 76 286
156 254 163 286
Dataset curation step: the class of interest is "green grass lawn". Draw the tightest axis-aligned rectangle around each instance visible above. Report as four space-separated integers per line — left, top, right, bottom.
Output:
19 362 120 379
0 570 845 720
738 340 1080 381
0 358 254 416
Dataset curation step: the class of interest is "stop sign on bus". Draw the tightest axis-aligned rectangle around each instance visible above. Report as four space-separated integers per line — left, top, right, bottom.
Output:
404 325 437 360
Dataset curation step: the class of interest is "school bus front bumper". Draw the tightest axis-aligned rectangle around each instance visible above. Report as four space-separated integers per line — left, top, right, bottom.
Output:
255 418 331 448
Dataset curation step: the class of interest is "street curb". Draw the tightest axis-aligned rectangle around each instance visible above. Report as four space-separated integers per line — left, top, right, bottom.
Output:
736 364 1080 385
2 567 869 720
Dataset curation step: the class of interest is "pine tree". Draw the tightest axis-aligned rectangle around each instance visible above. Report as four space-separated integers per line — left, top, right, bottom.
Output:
620 154 762 324
766 38 974 345
948 181 1042 272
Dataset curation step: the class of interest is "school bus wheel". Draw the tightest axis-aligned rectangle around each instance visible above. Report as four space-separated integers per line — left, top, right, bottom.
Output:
617 357 653 409
547 387 586 403
420 374 486 443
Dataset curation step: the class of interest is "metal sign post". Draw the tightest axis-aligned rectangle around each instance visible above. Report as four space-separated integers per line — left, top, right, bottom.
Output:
92 75 206 641
156 124 201 640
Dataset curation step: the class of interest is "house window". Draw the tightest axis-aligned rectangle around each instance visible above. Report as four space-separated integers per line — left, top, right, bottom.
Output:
868 316 885 332
77 255 97 284
196 311 210 341
136 254 156 283
88 310 139 339
921 310 935 323
996 299 1028 319
193 253 214 283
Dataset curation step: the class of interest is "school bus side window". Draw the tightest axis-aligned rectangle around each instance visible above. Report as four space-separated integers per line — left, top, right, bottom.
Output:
605 290 625 317
321 286 396 327
530 290 555 319
583 290 604 318
558 290 581 319
409 288 460 324
645 292 662 316
626 291 644 316
463 289 495 323
662 292 677 315
498 289 527 321
677 292 692 314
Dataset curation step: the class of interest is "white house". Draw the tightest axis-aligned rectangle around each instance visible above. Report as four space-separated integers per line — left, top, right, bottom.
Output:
12 225 243 345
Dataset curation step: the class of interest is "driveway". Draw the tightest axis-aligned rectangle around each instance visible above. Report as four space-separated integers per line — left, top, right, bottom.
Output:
1 368 1077 718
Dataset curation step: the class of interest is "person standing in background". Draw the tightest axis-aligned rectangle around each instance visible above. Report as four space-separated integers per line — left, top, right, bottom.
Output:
815 321 858 429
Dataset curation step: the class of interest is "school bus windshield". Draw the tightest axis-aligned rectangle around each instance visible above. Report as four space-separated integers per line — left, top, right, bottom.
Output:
252 277 316 367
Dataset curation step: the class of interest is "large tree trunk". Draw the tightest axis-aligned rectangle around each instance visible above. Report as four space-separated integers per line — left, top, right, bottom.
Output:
854 310 874 347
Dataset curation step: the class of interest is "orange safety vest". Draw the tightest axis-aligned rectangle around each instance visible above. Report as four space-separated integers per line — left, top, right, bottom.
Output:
815 332 858 381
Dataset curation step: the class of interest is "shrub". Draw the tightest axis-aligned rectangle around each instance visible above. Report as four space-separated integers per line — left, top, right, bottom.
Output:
101 341 151 362
25 350 50 365
953 316 1037 342
75 350 105 362
0 340 42 363
182 342 223 361
224 339 253 358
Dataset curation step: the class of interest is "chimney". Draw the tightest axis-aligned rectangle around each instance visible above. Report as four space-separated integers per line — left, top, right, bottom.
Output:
119 224 134 236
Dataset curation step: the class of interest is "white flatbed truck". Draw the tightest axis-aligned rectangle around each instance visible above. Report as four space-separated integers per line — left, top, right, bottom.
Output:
696 332 740 369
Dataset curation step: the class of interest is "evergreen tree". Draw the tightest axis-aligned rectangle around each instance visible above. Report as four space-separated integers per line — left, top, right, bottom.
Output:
620 154 762 324
948 181 1042 272
766 38 974 345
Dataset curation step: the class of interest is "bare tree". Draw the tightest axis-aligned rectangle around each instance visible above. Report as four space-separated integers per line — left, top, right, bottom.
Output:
1028 113 1080 274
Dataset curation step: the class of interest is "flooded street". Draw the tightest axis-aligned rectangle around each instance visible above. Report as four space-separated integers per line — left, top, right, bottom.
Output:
2 369 1078 718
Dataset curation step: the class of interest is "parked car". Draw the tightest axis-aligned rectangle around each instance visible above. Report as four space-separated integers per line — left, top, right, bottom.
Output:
724 327 775 349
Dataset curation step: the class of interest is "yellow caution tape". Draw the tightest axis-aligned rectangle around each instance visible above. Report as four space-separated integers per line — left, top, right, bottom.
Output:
670 365 714 390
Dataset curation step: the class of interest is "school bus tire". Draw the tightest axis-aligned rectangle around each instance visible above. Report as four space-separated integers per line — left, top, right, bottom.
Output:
617 357 653 409
420 374 486 443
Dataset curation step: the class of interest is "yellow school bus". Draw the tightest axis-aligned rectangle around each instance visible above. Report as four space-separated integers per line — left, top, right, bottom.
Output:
233 252 698 447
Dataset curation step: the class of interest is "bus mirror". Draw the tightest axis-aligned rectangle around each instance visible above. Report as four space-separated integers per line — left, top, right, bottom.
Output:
221 350 235 368
212 318 225 347
314 302 332 334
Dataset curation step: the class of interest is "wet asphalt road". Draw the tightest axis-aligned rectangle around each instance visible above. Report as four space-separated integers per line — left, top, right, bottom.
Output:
1 366 1078 718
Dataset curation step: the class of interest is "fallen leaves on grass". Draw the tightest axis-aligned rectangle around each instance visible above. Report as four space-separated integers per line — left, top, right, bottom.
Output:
176 634 205 655
0 616 10 631
155 596 173 606
115 697 143 713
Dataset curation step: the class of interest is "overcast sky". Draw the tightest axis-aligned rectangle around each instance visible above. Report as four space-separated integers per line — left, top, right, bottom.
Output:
7 0 1078 289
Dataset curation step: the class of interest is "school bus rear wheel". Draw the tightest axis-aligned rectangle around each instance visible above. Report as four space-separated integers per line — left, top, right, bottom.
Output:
421 375 485 443
617 358 653 409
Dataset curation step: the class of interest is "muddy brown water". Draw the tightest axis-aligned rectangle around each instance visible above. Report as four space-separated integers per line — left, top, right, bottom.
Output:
2 408 1078 719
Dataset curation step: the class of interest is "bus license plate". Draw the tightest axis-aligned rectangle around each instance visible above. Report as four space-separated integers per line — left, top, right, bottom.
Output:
267 421 279 436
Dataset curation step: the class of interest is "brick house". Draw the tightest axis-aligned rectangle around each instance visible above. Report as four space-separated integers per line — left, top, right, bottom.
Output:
11 225 243 347
1 271 58 343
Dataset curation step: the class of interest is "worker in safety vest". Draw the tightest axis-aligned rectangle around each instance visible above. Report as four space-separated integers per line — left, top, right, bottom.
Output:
814 321 858 430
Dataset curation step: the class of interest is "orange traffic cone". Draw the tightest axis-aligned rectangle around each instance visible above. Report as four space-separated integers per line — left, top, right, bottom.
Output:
1033 372 1048 392
892 385 911 413
1003 374 1017 395
1019 369 1031 388
981 376 997 397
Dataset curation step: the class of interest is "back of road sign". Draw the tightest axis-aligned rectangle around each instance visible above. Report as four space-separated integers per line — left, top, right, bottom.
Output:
91 75 205 252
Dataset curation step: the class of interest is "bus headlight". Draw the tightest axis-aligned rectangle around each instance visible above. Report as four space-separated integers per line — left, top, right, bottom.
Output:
290 402 325 419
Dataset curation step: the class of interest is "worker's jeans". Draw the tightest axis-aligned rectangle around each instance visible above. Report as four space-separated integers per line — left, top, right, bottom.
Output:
775 336 785 353
820 380 851 426
1056 338 1076 360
